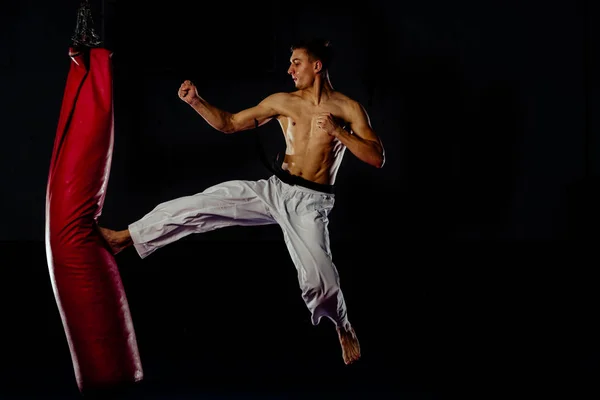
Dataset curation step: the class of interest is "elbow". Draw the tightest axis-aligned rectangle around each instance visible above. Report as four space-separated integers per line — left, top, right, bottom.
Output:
220 126 236 134
219 120 236 134
372 148 385 168
218 112 237 134
364 153 384 168
359 148 384 169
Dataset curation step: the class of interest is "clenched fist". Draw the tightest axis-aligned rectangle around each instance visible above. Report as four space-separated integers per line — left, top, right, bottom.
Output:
315 112 339 136
178 80 200 105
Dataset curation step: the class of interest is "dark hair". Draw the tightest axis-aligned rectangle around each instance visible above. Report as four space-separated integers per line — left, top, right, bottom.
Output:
290 38 333 71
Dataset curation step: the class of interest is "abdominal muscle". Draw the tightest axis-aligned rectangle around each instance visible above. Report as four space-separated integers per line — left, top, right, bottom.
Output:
277 115 346 185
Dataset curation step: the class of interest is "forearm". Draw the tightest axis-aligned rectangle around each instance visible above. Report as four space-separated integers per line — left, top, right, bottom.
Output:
334 128 385 168
188 97 235 133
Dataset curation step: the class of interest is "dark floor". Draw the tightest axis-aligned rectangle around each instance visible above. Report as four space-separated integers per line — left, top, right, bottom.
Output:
0 233 596 399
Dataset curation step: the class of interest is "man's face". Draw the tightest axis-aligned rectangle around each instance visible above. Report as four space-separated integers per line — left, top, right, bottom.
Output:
287 48 317 89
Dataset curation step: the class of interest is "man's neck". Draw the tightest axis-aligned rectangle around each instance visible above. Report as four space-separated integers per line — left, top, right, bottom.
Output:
304 72 334 105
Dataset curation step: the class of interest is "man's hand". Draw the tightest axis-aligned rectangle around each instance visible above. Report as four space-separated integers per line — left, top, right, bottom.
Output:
178 80 200 105
315 112 341 137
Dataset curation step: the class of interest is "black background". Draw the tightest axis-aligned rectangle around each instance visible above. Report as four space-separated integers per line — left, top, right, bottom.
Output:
0 0 597 398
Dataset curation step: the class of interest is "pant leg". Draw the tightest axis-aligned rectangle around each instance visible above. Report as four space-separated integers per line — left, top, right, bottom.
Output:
128 179 276 259
270 179 351 330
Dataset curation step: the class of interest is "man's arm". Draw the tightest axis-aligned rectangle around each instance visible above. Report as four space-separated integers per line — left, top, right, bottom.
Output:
317 101 385 168
179 80 283 134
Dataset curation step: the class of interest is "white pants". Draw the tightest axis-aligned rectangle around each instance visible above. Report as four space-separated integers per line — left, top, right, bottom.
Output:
128 175 350 329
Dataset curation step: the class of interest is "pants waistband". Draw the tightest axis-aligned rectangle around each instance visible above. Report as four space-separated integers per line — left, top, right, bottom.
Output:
271 162 335 194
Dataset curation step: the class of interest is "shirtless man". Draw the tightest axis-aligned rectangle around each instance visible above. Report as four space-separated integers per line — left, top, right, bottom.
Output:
99 39 384 365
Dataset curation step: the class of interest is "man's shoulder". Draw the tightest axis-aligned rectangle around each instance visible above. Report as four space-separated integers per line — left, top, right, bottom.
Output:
263 91 296 103
331 91 361 108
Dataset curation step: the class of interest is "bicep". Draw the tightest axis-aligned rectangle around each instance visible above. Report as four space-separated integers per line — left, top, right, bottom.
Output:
230 94 281 132
348 103 381 144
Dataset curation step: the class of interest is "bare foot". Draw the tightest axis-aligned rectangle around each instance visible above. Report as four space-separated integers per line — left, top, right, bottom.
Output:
98 226 132 255
337 325 361 365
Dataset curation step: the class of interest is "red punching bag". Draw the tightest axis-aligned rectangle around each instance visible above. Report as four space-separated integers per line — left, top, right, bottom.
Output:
45 46 143 392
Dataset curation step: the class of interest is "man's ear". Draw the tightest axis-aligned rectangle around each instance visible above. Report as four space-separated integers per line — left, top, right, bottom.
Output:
314 60 323 73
